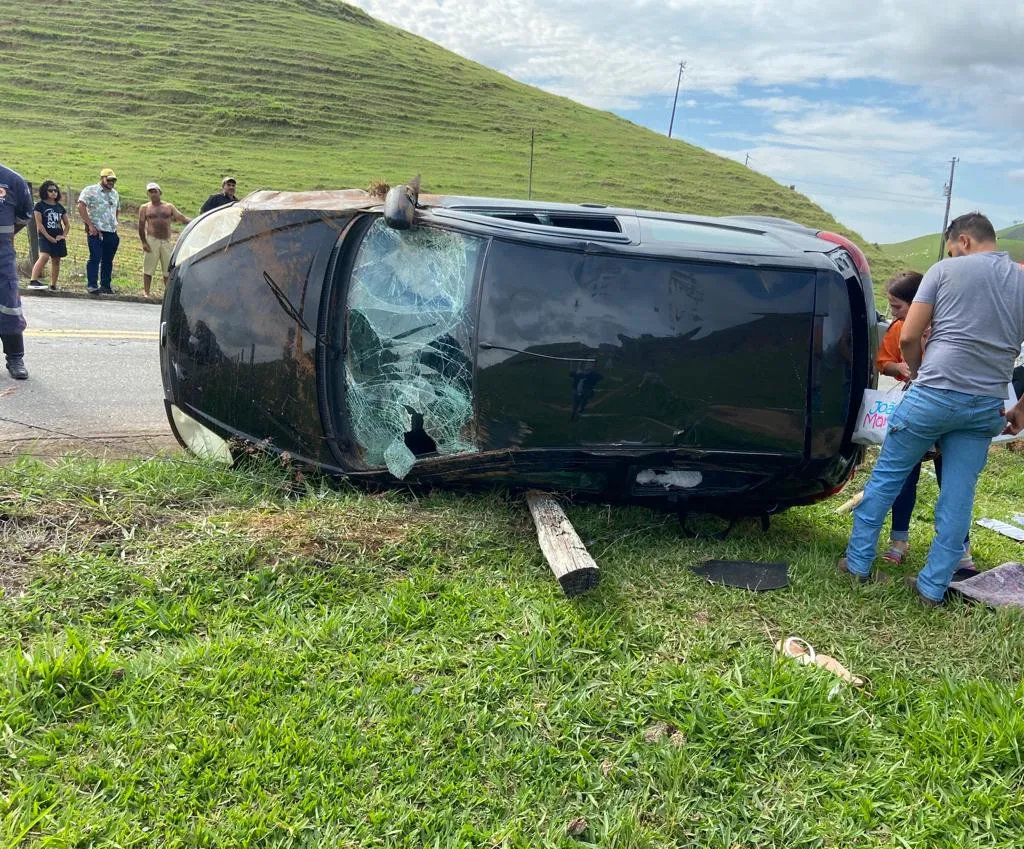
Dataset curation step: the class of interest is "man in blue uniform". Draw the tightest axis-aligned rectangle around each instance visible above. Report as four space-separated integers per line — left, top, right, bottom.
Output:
0 161 33 379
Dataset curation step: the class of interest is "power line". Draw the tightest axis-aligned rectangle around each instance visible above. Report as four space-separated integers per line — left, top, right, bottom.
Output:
797 190 944 207
788 179 941 204
741 160 943 204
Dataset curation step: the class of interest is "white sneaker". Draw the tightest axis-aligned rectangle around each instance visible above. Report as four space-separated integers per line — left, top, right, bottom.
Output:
27 280 48 290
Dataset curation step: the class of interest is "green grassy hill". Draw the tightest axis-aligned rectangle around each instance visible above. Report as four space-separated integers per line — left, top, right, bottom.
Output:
882 226 1024 273
1 0 896 291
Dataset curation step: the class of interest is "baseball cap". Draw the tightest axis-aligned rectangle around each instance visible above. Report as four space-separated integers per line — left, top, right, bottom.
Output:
100 168 117 179
221 176 237 185
146 182 161 192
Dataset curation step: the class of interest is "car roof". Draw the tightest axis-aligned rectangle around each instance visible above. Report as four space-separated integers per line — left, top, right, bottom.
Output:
235 189 842 259
431 195 836 257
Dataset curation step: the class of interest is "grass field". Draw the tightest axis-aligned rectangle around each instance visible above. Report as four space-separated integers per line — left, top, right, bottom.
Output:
6 2 1023 845
880 227 1024 275
1 0 898 296
2 449 1024 847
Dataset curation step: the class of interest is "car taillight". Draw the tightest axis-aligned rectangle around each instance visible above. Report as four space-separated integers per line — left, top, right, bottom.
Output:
817 231 870 276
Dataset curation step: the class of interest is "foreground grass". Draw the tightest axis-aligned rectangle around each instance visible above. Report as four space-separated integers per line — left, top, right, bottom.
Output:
2 451 1024 847
2 0 899 291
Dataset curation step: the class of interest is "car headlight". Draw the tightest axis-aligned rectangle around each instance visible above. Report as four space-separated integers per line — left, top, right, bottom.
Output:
170 404 233 464
174 204 244 265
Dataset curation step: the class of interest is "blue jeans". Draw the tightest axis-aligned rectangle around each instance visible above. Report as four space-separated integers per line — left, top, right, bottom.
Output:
86 231 119 290
846 385 1004 601
888 456 970 549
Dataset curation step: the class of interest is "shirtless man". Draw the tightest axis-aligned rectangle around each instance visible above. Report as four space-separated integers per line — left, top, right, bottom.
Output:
138 183 190 297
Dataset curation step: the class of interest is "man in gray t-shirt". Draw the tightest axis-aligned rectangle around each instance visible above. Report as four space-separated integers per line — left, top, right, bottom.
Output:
842 212 1024 605
909 244 1024 398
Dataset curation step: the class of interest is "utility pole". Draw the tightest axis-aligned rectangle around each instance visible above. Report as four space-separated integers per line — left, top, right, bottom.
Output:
937 156 959 260
528 129 535 200
667 60 686 139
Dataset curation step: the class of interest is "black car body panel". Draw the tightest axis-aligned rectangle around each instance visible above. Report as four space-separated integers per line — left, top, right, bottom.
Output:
161 189 876 513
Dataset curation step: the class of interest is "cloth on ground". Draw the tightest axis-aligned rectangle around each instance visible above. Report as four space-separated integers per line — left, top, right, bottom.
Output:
949 561 1024 609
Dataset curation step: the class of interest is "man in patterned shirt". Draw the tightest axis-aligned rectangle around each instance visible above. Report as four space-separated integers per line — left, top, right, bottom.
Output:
77 167 121 294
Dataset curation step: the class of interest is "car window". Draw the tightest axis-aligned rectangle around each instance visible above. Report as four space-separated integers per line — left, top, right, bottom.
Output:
345 219 485 477
476 239 815 454
640 217 781 251
476 211 622 233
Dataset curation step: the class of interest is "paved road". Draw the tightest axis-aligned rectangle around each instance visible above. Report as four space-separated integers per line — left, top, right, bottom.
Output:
0 297 175 456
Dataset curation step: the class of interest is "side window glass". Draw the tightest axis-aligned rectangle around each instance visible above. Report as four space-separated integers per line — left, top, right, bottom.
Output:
345 219 484 477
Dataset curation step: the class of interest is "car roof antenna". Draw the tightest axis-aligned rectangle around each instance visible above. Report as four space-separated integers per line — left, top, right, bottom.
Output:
383 174 421 230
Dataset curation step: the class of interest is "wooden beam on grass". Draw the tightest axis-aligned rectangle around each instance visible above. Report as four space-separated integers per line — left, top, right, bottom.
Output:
834 490 864 515
525 490 600 597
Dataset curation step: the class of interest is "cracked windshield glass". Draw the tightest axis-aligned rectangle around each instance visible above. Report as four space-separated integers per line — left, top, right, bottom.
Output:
345 219 484 478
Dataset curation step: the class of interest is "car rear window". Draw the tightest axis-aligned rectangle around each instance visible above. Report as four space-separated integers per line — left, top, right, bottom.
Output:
640 217 780 251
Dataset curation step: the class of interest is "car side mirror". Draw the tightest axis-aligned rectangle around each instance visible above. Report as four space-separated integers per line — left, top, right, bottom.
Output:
383 176 421 230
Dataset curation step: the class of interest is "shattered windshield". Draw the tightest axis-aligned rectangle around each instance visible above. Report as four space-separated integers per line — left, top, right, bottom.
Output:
345 219 484 478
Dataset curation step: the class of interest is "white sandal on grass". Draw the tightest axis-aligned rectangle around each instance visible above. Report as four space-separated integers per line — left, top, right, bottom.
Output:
777 636 866 690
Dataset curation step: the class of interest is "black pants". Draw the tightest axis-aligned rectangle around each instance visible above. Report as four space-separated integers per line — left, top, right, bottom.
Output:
1 332 24 360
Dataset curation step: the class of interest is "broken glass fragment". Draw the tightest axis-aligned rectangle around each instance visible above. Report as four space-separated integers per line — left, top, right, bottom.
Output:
345 219 483 478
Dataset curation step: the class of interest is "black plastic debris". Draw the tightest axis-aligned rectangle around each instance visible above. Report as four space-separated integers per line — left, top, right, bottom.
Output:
691 559 789 591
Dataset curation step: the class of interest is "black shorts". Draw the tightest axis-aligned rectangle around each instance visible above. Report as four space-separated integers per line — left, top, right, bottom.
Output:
39 238 67 258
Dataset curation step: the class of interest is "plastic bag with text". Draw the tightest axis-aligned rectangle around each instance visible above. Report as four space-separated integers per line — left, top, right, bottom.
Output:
851 386 905 446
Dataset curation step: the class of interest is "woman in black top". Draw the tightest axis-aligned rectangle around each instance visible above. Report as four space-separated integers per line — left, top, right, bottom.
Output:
29 180 69 290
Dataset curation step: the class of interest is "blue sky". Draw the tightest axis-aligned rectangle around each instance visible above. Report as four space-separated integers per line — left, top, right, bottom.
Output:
350 0 1023 243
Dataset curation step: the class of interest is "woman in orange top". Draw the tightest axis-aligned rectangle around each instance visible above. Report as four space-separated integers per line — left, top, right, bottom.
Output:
877 273 918 381
876 270 970 568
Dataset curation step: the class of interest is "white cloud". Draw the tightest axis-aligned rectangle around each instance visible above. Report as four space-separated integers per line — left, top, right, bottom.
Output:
739 97 812 113
1010 169 1024 183
347 0 1023 241
350 0 1024 125
708 99 1023 240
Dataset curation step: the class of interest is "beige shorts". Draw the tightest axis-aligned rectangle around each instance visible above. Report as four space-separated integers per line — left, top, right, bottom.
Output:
143 237 173 276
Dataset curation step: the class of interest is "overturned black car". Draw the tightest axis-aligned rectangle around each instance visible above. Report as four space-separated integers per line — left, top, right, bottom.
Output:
159 185 877 517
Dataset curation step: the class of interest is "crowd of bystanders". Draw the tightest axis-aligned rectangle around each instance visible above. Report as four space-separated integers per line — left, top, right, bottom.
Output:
2 162 239 379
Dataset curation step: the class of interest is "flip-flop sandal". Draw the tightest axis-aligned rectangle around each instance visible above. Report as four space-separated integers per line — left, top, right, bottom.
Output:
777 636 866 689
881 545 908 564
